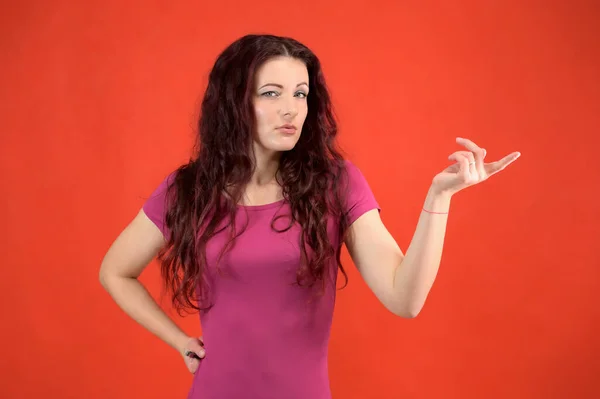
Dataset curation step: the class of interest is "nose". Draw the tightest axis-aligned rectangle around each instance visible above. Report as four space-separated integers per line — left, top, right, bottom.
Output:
280 97 298 119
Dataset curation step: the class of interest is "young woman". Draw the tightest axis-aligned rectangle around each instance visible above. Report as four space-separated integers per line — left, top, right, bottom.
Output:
99 34 520 399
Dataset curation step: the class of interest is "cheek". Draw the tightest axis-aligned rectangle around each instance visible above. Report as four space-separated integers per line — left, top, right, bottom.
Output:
255 105 274 128
299 105 308 124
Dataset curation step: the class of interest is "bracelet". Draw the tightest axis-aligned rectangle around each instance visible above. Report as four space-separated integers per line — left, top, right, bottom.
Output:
422 207 449 214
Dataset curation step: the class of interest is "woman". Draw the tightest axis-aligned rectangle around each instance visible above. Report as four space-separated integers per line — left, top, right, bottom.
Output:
99 34 520 398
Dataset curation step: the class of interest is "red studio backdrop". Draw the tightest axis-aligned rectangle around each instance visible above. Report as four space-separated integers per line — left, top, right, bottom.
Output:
1 1 599 398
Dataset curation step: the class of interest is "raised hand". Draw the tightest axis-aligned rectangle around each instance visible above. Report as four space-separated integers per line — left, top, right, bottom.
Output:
431 137 521 196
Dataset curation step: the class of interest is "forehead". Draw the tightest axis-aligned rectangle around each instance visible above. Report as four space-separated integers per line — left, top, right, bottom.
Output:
254 56 309 84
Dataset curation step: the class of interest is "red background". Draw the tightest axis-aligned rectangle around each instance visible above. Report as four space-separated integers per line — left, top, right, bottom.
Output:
2 1 599 398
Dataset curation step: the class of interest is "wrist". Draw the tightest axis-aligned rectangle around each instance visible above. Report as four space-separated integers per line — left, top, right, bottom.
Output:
428 181 456 198
173 332 192 355
423 186 452 213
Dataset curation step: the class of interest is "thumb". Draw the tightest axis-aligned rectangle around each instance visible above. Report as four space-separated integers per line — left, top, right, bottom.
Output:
185 339 206 359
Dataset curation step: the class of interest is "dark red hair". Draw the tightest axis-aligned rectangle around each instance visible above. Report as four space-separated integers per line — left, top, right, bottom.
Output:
158 34 351 314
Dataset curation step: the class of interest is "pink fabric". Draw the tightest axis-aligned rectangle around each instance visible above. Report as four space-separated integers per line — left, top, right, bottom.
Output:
142 160 379 399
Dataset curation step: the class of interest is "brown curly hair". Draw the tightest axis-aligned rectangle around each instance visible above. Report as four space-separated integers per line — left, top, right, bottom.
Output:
157 34 352 315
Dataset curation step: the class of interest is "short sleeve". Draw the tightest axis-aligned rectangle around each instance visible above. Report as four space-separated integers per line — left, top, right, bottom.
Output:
343 160 381 225
142 171 177 238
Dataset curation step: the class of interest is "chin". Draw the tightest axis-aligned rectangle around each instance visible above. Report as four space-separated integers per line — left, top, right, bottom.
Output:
272 143 297 152
254 135 300 154
272 137 300 151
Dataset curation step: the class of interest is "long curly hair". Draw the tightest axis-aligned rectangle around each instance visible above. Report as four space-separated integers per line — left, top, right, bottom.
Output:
157 34 351 315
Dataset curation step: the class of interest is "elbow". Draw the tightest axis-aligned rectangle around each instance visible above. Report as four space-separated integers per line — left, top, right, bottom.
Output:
98 265 138 291
98 263 119 291
390 302 422 319
395 309 420 319
98 267 110 290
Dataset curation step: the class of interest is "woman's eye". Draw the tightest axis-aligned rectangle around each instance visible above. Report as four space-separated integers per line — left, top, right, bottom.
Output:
261 91 307 98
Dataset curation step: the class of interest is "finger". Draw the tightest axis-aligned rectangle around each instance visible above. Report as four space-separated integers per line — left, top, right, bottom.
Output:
185 343 206 359
449 153 471 181
456 137 483 154
480 148 488 176
184 350 204 360
456 137 485 169
448 151 475 164
485 152 521 176
449 151 476 175
188 357 200 374
191 337 205 351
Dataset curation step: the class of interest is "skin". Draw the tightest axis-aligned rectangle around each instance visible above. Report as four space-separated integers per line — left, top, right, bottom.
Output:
99 55 521 374
345 138 520 320
97 56 311 374
241 56 309 205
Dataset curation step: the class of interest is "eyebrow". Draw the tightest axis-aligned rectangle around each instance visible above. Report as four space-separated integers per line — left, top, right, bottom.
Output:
258 82 309 90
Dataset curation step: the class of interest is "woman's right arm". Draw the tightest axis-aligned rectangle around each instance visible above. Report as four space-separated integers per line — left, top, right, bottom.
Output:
98 209 190 355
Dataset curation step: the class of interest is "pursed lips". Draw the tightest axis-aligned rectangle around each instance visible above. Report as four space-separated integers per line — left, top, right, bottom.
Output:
277 124 297 134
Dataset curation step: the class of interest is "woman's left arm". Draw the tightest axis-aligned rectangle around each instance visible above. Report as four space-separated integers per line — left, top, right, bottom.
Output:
345 137 520 318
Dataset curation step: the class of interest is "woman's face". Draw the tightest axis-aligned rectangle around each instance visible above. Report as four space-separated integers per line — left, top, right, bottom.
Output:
252 56 309 156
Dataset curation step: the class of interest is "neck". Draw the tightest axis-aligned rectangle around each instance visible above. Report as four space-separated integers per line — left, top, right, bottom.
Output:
251 148 281 186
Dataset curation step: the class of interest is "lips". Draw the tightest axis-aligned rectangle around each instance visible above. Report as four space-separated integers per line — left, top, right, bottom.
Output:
277 124 297 134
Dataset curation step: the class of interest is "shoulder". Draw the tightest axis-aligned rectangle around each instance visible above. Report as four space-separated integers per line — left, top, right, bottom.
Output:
141 169 180 237
338 159 373 194
341 159 362 178
337 159 380 225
